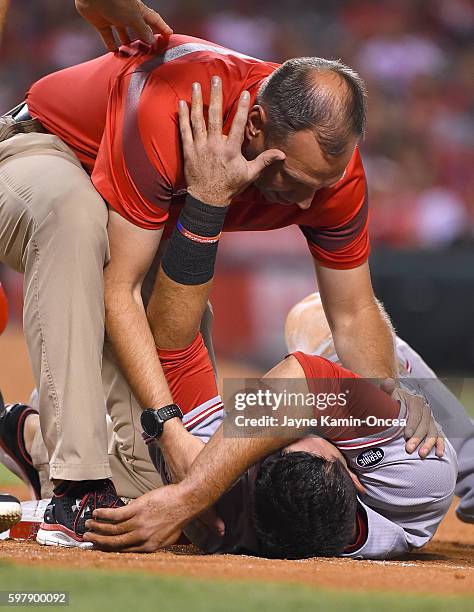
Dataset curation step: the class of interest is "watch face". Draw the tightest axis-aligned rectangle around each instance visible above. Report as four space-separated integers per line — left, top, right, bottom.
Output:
141 410 163 438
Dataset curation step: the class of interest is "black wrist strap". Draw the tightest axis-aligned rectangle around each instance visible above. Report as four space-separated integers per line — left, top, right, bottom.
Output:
178 194 228 237
157 404 183 422
162 194 229 285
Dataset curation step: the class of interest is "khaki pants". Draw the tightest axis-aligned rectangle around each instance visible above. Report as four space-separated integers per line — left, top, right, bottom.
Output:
0 130 161 496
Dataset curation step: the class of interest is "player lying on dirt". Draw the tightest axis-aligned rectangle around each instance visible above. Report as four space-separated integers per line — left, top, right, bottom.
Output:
0 194 458 558
286 292 474 526
0 325 458 559
0 87 458 557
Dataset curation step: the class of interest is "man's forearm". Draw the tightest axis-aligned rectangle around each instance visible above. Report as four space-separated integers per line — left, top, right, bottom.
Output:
177 427 294 517
147 270 212 350
105 280 173 409
332 301 397 378
157 419 205 483
147 195 228 350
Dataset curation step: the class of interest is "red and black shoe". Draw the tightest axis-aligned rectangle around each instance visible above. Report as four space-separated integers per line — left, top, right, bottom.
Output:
36 479 125 548
0 399 41 500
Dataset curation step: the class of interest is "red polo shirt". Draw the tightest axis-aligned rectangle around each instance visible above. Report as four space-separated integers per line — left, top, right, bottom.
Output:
27 34 369 269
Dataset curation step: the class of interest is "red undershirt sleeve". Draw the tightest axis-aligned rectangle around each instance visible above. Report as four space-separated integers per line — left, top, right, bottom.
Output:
291 352 402 444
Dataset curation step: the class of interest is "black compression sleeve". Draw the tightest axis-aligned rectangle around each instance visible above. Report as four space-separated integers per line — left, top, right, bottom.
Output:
161 195 229 285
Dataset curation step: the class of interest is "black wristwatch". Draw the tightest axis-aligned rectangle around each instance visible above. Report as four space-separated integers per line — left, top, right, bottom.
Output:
141 404 183 439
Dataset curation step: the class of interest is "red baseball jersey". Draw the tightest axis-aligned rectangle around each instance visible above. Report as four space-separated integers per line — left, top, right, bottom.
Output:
27 34 369 269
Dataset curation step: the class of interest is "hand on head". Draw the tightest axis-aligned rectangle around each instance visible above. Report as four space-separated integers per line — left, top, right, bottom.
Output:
178 76 285 207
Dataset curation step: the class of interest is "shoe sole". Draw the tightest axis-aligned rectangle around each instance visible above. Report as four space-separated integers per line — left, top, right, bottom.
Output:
36 524 93 549
0 499 22 532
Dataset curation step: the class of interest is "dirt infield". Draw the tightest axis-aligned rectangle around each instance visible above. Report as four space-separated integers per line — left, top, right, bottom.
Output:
1 328 473 596
0 503 472 596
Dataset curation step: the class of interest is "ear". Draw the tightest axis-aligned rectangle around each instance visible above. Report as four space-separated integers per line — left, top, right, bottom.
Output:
245 105 267 142
348 469 366 495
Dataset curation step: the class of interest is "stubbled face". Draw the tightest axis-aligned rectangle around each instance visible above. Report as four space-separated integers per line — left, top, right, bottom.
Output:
245 124 356 210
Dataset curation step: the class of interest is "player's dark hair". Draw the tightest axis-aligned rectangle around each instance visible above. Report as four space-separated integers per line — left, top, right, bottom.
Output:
256 57 367 159
253 450 357 559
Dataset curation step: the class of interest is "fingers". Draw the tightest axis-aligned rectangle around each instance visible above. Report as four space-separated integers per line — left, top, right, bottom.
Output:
85 501 152 551
207 76 223 138
182 79 252 147
405 400 430 453
140 3 173 36
180 77 223 148
435 430 445 458
84 518 135 537
98 26 118 52
131 22 155 45
116 27 131 46
119 528 181 553
178 100 193 149
190 82 207 144
403 394 423 440
83 529 141 552
248 149 286 181
93 504 135 523
401 389 445 458
227 91 251 146
129 3 155 45
417 417 439 459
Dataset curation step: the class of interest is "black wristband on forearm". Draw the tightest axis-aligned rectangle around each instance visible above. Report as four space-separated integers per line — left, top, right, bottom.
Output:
161 194 229 285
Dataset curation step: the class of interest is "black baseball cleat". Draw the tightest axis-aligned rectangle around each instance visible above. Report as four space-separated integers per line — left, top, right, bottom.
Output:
36 479 125 548
0 401 41 500
0 493 22 532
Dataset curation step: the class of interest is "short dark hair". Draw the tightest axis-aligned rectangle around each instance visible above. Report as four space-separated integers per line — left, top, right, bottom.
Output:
256 57 367 158
253 451 357 559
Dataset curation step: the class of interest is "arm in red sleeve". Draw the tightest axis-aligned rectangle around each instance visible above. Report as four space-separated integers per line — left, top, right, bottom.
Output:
291 352 402 446
158 333 222 424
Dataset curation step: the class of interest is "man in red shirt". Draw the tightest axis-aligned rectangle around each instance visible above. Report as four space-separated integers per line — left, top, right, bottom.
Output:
0 32 421 546
27 33 368 269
